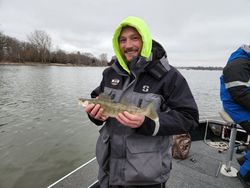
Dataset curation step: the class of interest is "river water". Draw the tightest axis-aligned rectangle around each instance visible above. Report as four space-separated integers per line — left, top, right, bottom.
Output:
0 65 222 188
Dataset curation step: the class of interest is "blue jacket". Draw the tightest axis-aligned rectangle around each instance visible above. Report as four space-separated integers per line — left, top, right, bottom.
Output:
220 45 250 124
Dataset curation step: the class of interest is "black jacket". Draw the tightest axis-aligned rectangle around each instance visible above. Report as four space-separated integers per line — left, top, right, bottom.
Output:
89 40 199 185
90 40 199 136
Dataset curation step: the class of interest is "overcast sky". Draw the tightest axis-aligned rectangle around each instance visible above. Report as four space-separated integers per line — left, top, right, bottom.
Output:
0 0 249 67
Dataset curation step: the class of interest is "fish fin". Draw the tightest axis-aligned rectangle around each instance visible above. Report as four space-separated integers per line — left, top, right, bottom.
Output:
98 93 113 102
99 94 131 105
144 102 159 121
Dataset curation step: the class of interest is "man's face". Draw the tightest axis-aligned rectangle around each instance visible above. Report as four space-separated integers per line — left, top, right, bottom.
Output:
119 27 142 62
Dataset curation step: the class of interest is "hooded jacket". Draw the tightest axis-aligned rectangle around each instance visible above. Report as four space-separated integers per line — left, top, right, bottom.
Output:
89 16 199 186
220 45 250 124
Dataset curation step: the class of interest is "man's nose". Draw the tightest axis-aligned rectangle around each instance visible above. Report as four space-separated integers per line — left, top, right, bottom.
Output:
125 39 133 48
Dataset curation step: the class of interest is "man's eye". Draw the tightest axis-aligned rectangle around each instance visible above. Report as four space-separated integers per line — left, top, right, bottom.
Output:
119 38 126 43
132 36 139 40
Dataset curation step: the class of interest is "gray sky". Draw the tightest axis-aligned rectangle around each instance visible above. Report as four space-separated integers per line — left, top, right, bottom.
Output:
0 0 249 67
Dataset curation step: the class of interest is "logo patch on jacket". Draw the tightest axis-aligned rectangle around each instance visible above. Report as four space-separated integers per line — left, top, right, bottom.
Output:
142 85 150 92
111 78 120 86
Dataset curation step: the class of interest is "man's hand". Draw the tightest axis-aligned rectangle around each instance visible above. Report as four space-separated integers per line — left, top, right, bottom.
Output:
84 103 108 121
116 111 145 128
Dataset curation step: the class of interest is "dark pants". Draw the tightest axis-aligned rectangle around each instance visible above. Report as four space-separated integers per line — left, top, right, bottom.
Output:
109 183 166 188
238 121 250 182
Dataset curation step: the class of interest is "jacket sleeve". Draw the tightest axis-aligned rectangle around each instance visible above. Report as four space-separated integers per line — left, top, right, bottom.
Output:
136 70 199 136
223 58 250 111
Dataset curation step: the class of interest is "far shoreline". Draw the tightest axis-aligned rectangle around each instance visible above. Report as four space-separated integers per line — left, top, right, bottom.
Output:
0 62 223 70
0 62 97 67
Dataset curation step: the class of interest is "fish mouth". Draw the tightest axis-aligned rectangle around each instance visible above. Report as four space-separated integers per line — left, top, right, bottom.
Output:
78 98 89 107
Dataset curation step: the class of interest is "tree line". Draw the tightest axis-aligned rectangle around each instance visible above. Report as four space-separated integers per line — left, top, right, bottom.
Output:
177 66 223 70
0 30 108 66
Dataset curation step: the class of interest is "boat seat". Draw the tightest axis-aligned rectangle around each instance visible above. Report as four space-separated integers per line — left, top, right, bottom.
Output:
219 108 238 177
219 109 243 129
219 109 235 124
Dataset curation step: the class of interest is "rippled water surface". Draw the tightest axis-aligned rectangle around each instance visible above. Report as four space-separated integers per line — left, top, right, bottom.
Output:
0 65 222 188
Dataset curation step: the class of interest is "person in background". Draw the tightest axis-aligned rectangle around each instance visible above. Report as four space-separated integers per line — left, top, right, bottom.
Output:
220 44 250 187
84 16 199 188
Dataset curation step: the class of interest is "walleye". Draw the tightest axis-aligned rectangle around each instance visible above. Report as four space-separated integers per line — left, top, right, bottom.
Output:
79 96 158 121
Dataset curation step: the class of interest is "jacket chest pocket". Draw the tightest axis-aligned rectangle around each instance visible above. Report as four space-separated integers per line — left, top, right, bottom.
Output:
103 87 123 102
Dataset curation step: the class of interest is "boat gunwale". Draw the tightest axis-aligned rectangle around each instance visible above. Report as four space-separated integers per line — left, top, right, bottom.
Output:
47 157 96 188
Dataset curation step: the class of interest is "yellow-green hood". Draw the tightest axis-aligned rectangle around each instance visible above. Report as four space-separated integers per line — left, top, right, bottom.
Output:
112 16 152 73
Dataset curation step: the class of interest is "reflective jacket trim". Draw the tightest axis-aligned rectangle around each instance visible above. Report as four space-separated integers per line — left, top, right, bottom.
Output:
225 80 250 89
152 120 160 136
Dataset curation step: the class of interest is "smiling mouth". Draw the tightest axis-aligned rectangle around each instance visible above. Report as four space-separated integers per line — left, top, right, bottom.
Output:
126 51 137 55
125 49 139 55
124 47 139 53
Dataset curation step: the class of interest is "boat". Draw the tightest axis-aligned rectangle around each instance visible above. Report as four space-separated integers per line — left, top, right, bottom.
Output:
47 114 249 188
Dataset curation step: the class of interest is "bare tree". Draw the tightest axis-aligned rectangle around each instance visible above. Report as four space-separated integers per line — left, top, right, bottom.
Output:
27 30 52 63
0 32 21 62
0 32 4 61
0 32 7 61
99 53 108 66
83 52 95 65
54 49 67 64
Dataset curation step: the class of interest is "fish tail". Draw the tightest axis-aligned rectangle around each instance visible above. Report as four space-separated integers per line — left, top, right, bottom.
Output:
144 102 158 121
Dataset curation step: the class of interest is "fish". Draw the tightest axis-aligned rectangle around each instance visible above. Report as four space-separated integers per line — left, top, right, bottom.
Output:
79 96 158 121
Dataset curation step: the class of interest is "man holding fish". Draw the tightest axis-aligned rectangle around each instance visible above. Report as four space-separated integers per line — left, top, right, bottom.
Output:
81 16 199 188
